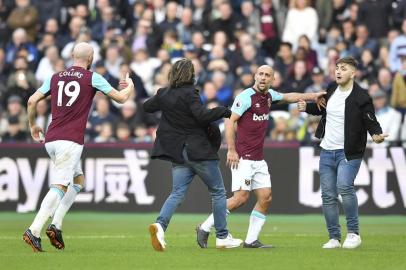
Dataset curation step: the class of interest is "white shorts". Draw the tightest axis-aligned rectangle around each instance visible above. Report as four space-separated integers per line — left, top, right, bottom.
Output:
45 140 83 186
231 159 271 192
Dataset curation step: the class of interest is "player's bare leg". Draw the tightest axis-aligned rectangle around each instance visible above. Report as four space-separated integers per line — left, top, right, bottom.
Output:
197 190 250 248
23 184 66 252
47 175 84 250
243 187 273 248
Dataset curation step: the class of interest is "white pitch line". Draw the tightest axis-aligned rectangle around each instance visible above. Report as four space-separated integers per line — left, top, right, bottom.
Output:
0 235 137 240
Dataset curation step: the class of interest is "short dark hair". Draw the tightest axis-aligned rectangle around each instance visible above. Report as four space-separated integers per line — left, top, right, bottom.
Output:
168 58 195 88
336 57 358 69
280 42 293 50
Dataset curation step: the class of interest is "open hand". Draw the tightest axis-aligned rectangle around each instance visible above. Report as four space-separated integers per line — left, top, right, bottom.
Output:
226 149 239 170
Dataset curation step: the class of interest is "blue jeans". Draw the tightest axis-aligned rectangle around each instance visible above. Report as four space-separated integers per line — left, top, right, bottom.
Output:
156 148 228 238
319 149 362 240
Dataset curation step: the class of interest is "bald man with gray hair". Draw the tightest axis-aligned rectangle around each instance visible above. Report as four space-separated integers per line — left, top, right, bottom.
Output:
197 65 326 248
23 42 134 252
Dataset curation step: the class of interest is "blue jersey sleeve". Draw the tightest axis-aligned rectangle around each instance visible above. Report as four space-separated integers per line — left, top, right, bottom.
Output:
92 72 113 94
38 77 51 95
269 89 284 102
231 92 252 116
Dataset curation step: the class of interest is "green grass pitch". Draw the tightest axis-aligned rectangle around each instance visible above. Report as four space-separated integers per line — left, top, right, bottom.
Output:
1 213 405 270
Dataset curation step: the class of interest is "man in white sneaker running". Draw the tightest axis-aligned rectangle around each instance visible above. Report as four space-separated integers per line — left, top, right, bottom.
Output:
197 65 326 248
298 57 387 249
23 42 134 252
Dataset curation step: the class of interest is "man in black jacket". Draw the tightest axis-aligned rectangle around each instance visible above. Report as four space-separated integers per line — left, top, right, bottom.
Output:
298 57 387 249
144 58 242 251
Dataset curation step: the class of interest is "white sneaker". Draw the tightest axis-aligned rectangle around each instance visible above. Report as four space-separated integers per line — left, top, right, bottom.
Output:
322 239 341 249
342 233 361 249
216 234 243 249
149 223 166 251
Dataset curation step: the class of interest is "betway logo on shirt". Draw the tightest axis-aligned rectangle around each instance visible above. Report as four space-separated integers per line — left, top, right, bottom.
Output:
253 113 269 121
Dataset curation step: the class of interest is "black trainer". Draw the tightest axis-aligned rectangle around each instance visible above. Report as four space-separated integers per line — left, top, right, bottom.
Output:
243 240 274 248
196 224 210 248
22 229 44 252
46 224 65 250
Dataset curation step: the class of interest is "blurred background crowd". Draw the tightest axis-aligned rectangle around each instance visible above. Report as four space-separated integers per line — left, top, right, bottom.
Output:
0 0 406 146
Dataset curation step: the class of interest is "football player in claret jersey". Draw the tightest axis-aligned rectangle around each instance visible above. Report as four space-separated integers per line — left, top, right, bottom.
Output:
22 42 134 252
197 65 326 248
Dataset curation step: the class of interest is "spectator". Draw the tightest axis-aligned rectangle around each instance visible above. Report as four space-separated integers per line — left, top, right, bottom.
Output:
87 96 117 140
116 122 132 142
161 30 183 59
120 63 148 102
191 57 209 88
7 0 38 42
33 0 61 27
210 1 241 43
118 100 140 130
61 27 101 67
132 19 152 53
298 34 318 70
176 7 201 45
158 1 180 34
274 42 294 80
94 59 119 90
282 0 318 49
100 26 132 63
377 68 393 95
91 6 121 42
94 122 115 143
191 0 211 33
391 53 406 117
34 99 51 133
348 24 379 60
370 90 402 146
190 31 208 62
240 0 261 46
103 45 123 80
305 66 327 93
36 33 57 59
5 28 39 66
341 19 356 46
35 45 61 83
358 0 393 39
0 47 7 82
201 81 218 105
153 0 166 25
271 117 289 141
0 95 28 137
234 66 254 92
59 16 85 49
124 1 146 31
2 115 27 142
133 124 153 143
284 60 313 94
0 0 12 47
357 49 378 84
130 49 161 96
389 19 406 72
5 56 37 107
330 0 348 27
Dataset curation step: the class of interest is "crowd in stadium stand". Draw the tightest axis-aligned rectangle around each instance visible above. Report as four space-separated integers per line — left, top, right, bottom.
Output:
0 0 406 146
